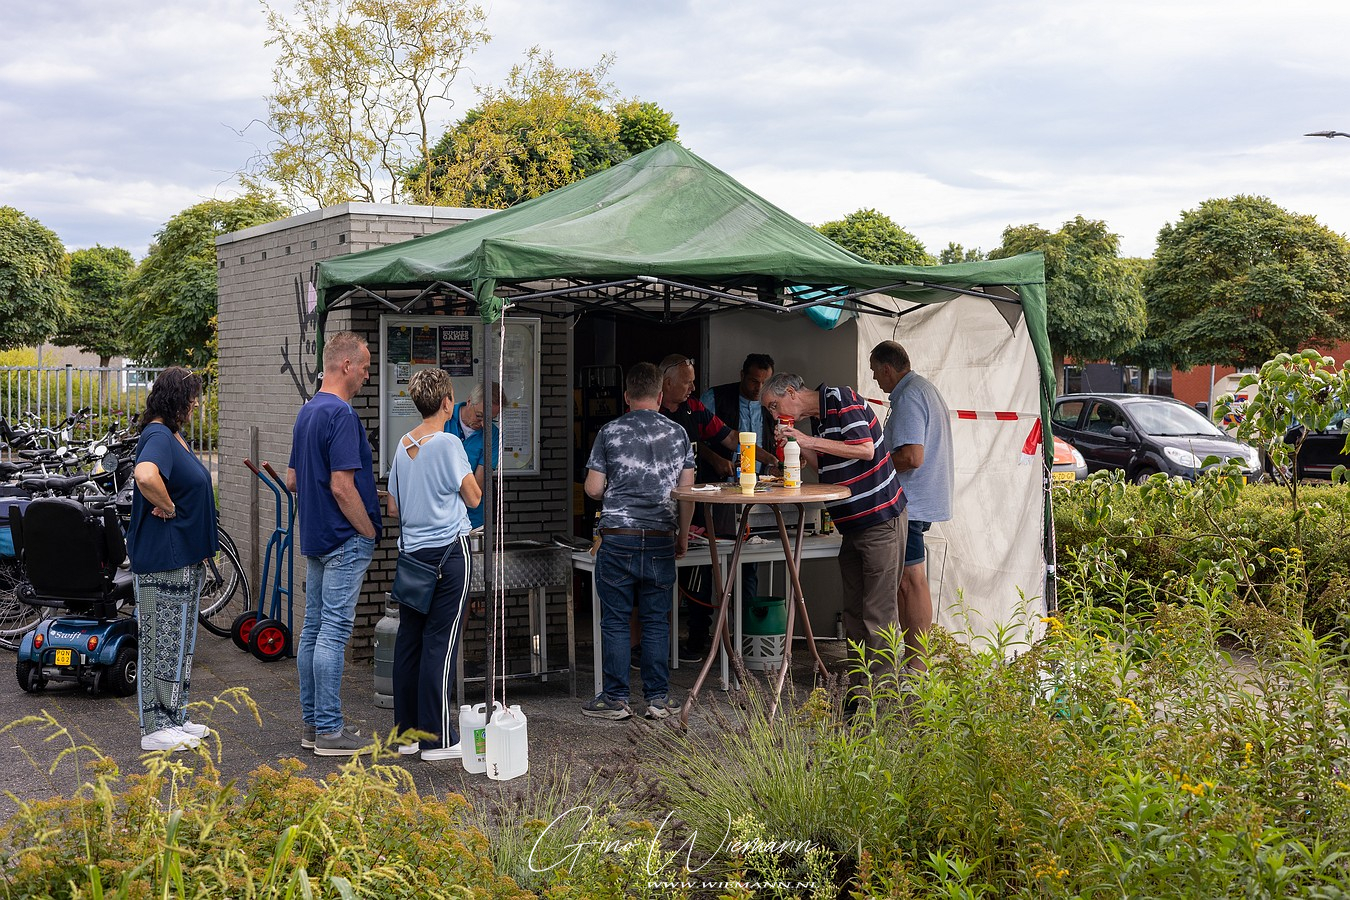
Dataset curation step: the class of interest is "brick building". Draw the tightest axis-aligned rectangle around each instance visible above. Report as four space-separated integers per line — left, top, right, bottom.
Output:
215 203 572 665
1169 340 1350 410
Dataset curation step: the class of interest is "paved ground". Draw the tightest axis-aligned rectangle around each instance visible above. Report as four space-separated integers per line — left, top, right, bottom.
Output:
1 622 842 819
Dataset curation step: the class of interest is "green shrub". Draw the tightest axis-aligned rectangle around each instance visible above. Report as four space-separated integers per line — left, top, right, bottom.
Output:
1053 474 1350 637
0 694 700 900
636 586 1350 896
0 707 530 899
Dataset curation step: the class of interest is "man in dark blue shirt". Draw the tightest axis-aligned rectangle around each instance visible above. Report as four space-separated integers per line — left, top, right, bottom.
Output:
287 331 382 756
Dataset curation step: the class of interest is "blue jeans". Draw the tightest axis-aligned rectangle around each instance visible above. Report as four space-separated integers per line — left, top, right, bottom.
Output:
596 534 675 702
299 533 376 735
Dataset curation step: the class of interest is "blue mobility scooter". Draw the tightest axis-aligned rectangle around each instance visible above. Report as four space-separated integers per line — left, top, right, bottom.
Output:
10 497 137 696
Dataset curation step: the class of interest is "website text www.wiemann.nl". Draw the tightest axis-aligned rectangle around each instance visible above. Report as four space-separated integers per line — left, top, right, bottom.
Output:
528 804 826 893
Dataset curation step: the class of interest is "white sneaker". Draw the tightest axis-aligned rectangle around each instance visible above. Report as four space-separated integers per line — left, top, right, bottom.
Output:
421 742 462 761
179 721 210 739
141 727 200 752
398 742 420 755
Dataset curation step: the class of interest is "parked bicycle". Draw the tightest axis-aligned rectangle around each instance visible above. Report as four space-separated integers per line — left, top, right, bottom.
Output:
0 439 248 649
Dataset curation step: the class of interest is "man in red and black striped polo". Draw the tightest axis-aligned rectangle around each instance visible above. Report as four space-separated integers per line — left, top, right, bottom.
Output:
761 373 907 675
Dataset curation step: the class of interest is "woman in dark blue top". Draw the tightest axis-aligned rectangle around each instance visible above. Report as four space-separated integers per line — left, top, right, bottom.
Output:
126 367 219 752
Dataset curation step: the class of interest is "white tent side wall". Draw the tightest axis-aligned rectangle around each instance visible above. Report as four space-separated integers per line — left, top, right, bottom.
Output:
854 296 1047 651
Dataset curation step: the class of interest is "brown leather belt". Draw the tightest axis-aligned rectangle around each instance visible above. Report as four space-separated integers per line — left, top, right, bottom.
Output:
598 528 673 537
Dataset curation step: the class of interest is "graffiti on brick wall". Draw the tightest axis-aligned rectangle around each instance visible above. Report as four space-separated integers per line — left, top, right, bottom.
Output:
282 278 319 401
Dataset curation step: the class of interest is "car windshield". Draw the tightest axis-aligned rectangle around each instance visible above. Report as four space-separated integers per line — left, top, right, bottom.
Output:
1126 401 1225 437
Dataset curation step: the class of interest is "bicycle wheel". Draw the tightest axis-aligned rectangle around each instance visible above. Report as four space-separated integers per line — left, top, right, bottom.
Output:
0 558 41 651
198 538 251 637
216 524 238 555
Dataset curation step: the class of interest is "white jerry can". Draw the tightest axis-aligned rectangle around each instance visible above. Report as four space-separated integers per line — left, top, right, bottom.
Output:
459 702 493 774
484 703 528 781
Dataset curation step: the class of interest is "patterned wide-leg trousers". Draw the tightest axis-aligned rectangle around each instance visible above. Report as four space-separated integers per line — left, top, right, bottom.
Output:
135 564 203 735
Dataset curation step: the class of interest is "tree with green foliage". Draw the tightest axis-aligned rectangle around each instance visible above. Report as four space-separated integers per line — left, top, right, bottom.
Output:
817 208 934 266
614 100 679 156
244 0 491 209
406 48 678 208
1217 349 1350 539
990 216 1145 391
938 242 984 265
55 245 135 366
1146 195 1350 370
0 207 69 351
124 196 288 369
1114 256 1176 392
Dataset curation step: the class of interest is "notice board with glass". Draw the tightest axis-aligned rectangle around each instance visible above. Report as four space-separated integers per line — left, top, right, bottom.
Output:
378 314 541 477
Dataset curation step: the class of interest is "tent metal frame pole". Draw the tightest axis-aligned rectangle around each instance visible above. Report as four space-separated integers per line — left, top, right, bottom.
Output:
321 275 1023 328
482 308 497 708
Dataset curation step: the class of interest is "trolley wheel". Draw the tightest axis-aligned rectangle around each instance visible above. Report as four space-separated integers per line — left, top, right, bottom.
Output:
16 659 46 693
249 618 291 662
231 611 260 652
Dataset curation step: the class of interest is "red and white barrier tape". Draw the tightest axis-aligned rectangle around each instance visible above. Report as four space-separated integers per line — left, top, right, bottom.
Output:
866 396 1047 463
865 397 1034 421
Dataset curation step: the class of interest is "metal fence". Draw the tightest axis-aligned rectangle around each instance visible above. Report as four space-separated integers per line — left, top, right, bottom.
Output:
0 366 219 479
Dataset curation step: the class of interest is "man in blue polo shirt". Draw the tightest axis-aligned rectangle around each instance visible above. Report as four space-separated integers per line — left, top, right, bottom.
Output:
870 341 953 673
443 382 502 530
287 331 382 757
760 372 906 673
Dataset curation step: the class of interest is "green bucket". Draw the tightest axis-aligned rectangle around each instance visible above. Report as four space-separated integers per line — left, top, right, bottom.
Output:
744 596 786 636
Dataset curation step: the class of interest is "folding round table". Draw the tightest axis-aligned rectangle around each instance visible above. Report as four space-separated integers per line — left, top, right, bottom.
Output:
670 481 850 725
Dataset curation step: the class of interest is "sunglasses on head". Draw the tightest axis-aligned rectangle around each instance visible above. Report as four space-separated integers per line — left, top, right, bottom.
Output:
661 357 695 376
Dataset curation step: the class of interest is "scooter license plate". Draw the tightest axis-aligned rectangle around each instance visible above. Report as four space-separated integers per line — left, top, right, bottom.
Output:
54 649 72 666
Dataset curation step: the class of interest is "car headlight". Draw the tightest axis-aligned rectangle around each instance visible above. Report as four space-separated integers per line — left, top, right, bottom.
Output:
1242 447 1260 469
1070 446 1086 467
1163 446 1200 468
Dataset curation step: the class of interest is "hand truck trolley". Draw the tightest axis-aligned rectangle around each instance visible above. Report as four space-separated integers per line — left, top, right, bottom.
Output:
233 459 295 661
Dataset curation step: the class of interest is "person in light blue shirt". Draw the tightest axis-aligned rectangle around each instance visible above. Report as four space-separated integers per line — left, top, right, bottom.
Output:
699 353 776 476
387 368 482 761
869 341 954 673
691 353 776 659
443 382 502 530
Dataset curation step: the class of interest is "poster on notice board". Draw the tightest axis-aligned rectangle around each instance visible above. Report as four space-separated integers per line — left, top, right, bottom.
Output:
439 325 474 376
378 314 540 477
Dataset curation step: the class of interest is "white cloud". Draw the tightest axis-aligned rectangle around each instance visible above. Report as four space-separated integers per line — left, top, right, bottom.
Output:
5 0 1350 262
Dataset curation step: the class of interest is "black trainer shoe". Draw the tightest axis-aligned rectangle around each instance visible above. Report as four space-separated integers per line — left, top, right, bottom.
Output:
581 694 633 720
678 642 707 663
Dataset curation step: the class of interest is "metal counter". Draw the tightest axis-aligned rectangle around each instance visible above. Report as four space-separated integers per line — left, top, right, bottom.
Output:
458 539 575 699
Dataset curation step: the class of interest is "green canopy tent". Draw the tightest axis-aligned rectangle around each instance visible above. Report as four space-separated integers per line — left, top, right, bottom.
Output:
313 141 1052 699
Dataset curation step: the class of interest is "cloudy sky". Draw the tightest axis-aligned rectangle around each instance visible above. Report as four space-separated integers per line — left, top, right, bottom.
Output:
4 0 1350 260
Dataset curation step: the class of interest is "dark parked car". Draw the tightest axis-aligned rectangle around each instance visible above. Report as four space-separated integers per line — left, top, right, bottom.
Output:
1052 393 1261 483
1282 409 1350 480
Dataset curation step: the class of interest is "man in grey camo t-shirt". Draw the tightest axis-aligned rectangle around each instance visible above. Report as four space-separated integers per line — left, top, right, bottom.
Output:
581 362 695 721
